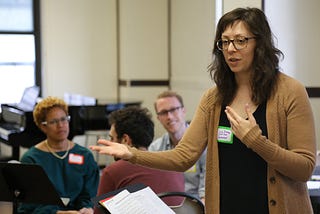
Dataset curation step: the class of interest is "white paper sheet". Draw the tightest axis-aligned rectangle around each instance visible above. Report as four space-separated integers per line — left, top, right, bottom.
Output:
307 181 320 189
100 186 175 214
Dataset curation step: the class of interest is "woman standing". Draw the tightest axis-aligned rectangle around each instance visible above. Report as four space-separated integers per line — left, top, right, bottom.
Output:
90 8 316 214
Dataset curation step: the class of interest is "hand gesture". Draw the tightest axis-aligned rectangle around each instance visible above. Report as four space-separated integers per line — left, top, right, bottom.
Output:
56 207 93 214
89 139 133 160
56 210 81 214
224 104 257 141
79 207 93 214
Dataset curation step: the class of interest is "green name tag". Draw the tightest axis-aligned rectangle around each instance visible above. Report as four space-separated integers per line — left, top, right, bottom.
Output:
217 126 233 144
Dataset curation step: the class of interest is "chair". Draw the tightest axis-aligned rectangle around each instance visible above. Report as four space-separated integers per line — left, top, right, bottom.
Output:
157 192 205 214
77 105 109 165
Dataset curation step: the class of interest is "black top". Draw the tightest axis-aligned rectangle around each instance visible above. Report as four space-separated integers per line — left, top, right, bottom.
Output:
218 102 269 214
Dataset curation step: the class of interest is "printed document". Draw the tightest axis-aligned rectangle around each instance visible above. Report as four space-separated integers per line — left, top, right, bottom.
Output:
99 186 175 214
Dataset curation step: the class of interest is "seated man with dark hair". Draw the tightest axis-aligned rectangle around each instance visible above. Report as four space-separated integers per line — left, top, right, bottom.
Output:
95 106 184 214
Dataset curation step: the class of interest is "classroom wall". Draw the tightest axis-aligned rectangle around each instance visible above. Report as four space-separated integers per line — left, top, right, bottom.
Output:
264 0 320 149
40 0 319 146
41 0 216 138
41 0 118 100
1 1 318 209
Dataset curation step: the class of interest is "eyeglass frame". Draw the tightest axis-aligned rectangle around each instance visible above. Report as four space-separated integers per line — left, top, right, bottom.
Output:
216 36 255 51
156 106 183 117
41 115 71 126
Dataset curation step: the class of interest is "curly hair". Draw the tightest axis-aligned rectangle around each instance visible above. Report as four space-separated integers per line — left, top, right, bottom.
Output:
108 106 154 148
208 7 283 106
33 96 68 128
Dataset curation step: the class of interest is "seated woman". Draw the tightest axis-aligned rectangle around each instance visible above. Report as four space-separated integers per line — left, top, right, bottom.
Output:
95 106 184 214
18 96 100 214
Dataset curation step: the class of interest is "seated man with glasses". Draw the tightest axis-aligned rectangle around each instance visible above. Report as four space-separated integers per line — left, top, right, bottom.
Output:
149 91 207 203
18 96 100 214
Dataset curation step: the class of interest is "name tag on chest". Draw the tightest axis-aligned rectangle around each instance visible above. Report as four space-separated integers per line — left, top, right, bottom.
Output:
217 126 233 144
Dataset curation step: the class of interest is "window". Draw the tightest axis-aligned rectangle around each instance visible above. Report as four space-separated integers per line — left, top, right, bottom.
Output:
0 0 41 105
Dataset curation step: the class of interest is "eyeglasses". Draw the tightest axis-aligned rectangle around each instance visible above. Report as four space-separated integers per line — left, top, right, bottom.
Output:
157 106 182 117
216 36 255 51
41 115 71 126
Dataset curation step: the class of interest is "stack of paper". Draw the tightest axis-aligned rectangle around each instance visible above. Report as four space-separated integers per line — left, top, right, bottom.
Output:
99 186 175 214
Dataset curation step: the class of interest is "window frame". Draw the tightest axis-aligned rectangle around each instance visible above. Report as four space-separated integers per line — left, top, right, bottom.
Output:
0 0 41 98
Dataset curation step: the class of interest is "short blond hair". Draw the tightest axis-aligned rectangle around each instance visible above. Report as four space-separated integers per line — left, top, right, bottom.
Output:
33 96 68 128
154 91 184 112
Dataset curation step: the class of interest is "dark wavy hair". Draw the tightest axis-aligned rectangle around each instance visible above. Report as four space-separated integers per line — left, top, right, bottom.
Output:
208 7 283 106
108 106 154 148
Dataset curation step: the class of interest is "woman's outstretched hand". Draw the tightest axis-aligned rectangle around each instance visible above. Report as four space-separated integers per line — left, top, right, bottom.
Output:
89 139 133 160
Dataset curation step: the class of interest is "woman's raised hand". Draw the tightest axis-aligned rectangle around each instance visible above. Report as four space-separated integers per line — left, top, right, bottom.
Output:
89 139 133 160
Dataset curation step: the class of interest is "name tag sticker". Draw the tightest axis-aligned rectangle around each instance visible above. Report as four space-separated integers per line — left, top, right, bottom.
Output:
186 164 196 173
69 153 84 165
217 126 233 144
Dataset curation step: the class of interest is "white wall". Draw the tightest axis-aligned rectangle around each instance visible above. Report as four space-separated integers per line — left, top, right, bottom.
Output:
223 0 262 12
41 0 118 100
39 0 319 144
170 0 215 121
117 0 170 136
264 0 320 148
119 0 215 136
41 0 216 138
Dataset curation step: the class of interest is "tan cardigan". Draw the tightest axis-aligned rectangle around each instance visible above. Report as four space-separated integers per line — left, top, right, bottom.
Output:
130 72 316 214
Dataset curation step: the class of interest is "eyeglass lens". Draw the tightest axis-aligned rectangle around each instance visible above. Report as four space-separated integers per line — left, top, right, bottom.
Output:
217 37 253 50
157 106 182 116
44 116 70 125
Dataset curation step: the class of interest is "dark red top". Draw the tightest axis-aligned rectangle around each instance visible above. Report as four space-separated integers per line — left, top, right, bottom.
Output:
94 159 185 213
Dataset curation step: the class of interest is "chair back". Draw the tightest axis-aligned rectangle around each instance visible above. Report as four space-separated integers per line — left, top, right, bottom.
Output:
157 192 205 214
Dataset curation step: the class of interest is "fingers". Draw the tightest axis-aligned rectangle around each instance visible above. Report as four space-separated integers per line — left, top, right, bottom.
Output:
244 103 256 124
226 104 253 122
97 139 112 146
89 139 113 151
89 145 102 152
225 104 257 141
225 106 236 118
245 103 251 120
79 207 93 214
88 140 132 160
225 106 240 125
89 144 111 154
